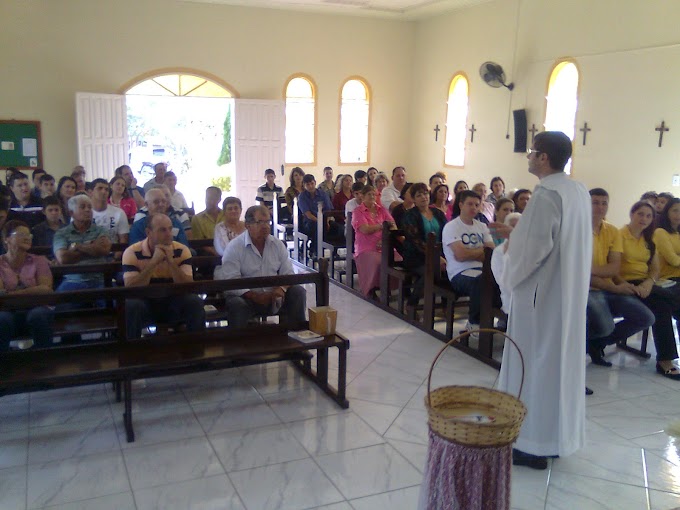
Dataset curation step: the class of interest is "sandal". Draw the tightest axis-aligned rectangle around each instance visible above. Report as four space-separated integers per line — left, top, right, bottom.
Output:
656 363 680 380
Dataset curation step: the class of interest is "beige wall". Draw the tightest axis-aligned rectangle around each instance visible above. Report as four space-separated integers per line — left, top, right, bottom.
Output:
410 0 680 224
0 0 413 182
4 0 680 223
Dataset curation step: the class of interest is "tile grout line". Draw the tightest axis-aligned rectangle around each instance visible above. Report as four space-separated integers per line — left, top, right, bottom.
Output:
113 387 140 510
641 448 651 510
203 429 249 510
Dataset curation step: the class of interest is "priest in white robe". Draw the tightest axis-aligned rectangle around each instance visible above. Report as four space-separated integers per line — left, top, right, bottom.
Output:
493 131 592 470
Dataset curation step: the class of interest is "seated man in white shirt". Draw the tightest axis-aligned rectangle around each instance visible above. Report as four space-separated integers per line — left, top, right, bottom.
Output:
380 166 407 211
442 190 497 332
164 171 189 210
90 178 129 244
217 205 306 329
345 182 365 237
344 182 365 217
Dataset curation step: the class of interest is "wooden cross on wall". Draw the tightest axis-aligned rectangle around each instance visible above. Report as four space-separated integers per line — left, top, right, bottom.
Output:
656 121 670 147
579 122 592 145
469 124 477 143
433 124 440 141
528 123 538 143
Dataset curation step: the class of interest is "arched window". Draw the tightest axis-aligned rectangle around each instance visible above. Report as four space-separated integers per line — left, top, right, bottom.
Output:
285 75 316 165
544 60 579 173
125 72 233 97
340 78 370 164
444 74 469 167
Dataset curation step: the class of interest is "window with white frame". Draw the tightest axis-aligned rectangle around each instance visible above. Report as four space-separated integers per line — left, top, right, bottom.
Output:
340 78 370 164
544 61 578 174
285 76 316 164
444 74 469 167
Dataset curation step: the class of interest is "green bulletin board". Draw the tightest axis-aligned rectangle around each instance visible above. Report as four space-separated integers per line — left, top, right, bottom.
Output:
0 120 43 169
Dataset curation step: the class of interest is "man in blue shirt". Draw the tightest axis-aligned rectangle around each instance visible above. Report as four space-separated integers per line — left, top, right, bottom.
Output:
218 205 306 329
297 174 342 254
129 188 189 246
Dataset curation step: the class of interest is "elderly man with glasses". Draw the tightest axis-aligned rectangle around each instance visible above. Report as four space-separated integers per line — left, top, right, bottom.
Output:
217 205 306 329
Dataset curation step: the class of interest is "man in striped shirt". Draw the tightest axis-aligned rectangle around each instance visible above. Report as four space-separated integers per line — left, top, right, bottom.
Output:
122 213 205 339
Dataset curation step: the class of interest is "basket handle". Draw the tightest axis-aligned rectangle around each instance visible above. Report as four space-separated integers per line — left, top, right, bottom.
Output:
426 329 525 408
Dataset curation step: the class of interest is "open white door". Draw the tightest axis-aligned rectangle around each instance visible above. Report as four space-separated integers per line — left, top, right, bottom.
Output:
76 92 128 180
233 99 285 210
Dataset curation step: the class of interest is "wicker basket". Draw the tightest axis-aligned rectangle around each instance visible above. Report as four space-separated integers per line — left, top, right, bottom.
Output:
425 329 527 447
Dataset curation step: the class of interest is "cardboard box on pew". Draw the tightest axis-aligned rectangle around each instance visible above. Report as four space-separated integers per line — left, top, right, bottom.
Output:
308 306 337 336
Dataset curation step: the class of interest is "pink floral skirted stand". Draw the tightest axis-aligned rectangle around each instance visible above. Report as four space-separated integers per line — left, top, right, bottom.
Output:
419 329 527 510
418 428 512 510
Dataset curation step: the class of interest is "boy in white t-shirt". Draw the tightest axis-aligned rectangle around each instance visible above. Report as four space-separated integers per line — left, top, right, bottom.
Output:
345 182 365 237
442 190 495 330
90 178 130 244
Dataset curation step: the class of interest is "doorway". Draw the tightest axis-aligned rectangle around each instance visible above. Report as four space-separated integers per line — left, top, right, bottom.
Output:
125 72 235 210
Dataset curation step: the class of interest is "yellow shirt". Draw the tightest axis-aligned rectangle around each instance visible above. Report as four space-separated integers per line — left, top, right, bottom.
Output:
619 226 651 281
653 228 680 279
592 221 622 287
190 210 224 240
122 239 193 283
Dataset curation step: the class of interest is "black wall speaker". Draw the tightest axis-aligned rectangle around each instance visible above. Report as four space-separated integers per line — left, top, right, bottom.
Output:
513 109 528 153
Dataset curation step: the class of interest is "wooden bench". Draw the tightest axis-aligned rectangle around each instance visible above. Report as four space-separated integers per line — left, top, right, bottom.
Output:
422 234 469 339
337 211 357 288
474 246 505 369
319 209 347 280
616 329 651 358
0 262 350 442
30 239 217 257
292 197 311 265
379 222 413 313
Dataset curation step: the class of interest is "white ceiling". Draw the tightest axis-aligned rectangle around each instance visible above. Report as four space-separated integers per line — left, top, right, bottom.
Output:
179 0 493 20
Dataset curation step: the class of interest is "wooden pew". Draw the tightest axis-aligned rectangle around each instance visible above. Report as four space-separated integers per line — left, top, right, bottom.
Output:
475 246 503 368
617 328 651 358
422 234 469 339
317 207 346 278
30 243 128 257
292 197 310 265
30 239 217 257
379 222 413 313
337 211 356 288
0 261 350 442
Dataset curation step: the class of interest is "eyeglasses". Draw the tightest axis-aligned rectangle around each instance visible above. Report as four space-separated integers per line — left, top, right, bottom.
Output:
248 220 272 227
527 149 542 156
10 232 33 239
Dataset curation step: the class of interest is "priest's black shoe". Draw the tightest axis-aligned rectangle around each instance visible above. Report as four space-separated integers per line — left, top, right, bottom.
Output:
588 346 612 367
512 449 548 470
585 387 594 395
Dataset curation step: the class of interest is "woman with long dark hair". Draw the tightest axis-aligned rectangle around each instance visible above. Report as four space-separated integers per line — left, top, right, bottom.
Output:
452 180 468 195
429 184 450 216
402 183 447 308
654 197 680 281
512 188 532 214
284 167 305 219
56 176 77 222
617 201 680 380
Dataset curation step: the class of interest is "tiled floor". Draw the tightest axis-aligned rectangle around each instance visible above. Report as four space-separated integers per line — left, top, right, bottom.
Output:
2 283 680 509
